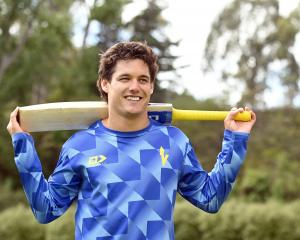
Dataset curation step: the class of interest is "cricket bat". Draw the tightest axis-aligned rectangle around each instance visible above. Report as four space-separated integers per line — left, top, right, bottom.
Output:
18 101 251 132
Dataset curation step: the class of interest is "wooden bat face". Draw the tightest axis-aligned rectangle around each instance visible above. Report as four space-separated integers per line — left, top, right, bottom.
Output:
19 102 173 132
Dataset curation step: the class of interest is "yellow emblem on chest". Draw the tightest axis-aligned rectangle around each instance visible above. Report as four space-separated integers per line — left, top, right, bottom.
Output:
160 146 169 166
88 155 107 166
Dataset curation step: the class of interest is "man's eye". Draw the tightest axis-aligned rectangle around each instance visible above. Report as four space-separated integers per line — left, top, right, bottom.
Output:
140 79 149 83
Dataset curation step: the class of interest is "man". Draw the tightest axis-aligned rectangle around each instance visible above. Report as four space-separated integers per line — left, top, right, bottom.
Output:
7 41 256 240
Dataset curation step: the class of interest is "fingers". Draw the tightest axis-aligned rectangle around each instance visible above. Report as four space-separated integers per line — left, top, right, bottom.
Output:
241 106 256 122
10 107 19 122
225 106 256 132
7 107 24 135
227 106 256 121
227 107 244 120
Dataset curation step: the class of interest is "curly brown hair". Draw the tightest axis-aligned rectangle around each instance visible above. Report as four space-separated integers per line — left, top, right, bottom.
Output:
96 41 159 101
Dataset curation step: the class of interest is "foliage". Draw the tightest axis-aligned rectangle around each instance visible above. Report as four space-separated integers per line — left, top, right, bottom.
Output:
45 207 75 240
0 183 27 212
0 203 75 240
203 0 300 107
0 0 74 103
126 0 180 102
237 168 272 202
0 204 46 240
234 107 300 201
174 199 300 240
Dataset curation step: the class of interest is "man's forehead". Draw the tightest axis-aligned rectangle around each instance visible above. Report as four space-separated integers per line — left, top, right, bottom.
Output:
114 59 150 76
115 59 147 66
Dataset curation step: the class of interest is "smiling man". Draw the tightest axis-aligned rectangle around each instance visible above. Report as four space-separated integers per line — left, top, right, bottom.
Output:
8 41 256 240
100 58 154 131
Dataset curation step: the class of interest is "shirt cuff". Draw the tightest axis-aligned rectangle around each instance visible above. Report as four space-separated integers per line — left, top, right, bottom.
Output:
12 132 33 142
224 129 249 141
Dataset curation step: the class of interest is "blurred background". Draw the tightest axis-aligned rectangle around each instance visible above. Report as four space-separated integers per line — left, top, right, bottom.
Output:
1 0 300 239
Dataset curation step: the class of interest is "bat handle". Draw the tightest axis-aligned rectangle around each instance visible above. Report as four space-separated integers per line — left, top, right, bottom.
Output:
172 109 251 122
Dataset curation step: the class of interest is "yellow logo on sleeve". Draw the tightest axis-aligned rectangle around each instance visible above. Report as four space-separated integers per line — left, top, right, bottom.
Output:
160 146 169 166
88 155 107 167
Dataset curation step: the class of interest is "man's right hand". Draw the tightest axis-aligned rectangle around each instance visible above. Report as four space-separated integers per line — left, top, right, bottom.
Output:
7 107 24 136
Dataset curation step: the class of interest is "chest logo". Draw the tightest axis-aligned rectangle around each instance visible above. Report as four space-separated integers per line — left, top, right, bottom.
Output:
88 155 107 167
160 146 169 166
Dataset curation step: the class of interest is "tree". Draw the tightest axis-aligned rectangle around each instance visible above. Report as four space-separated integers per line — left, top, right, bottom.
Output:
0 0 74 104
0 0 74 183
77 0 179 102
0 0 44 84
203 0 300 107
126 0 179 102
68 0 132 100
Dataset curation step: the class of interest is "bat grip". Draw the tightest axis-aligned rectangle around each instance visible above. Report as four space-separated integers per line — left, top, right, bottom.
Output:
172 109 251 121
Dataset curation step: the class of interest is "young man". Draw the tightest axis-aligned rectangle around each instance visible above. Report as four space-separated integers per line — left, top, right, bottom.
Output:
7 41 256 240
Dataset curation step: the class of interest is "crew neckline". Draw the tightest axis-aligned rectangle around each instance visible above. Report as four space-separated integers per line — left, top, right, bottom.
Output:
91 119 154 137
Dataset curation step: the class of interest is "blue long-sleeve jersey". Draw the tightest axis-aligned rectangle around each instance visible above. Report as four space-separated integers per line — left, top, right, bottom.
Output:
12 119 249 240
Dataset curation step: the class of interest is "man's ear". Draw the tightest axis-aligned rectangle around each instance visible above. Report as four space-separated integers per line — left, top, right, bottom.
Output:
150 82 154 94
101 79 109 93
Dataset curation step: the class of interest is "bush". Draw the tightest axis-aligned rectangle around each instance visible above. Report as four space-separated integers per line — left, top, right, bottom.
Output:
45 207 75 240
0 204 46 240
0 183 28 212
238 168 271 202
0 204 75 240
174 199 300 240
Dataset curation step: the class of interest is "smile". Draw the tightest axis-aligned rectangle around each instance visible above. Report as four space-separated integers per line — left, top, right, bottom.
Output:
125 96 142 101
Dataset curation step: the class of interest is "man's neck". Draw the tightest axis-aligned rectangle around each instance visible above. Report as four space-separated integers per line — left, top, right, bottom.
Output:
102 112 150 132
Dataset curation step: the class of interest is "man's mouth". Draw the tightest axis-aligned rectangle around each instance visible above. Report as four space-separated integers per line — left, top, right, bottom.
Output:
125 96 142 101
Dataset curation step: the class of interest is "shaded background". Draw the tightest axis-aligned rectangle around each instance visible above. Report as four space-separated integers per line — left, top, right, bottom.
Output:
1 0 300 239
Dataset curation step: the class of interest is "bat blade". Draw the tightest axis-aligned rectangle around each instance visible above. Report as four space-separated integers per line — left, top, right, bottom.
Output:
19 102 173 132
19 102 108 132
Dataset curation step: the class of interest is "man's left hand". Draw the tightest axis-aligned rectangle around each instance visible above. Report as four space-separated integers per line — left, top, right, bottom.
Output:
224 107 256 133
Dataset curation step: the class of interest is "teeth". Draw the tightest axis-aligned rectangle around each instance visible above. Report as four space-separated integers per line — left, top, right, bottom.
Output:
126 96 140 101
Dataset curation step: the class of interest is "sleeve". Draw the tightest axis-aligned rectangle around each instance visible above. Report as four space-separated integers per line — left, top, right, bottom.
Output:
12 132 81 223
178 129 249 213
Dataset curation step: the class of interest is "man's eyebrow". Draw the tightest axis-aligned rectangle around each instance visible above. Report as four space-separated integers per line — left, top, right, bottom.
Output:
118 74 130 78
139 75 150 79
117 74 150 79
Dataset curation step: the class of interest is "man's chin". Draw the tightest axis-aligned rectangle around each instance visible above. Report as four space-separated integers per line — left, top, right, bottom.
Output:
123 106 148 117
121 99 149 114
125 109 145 116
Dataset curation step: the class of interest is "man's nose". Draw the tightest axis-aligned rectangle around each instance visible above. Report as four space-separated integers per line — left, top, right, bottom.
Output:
128 79 140 91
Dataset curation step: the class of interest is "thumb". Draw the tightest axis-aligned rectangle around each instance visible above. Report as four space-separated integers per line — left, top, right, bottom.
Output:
7 107 24 135
10 107 20 122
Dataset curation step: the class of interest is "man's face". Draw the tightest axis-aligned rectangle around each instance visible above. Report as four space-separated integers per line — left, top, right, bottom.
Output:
101 59 154 119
